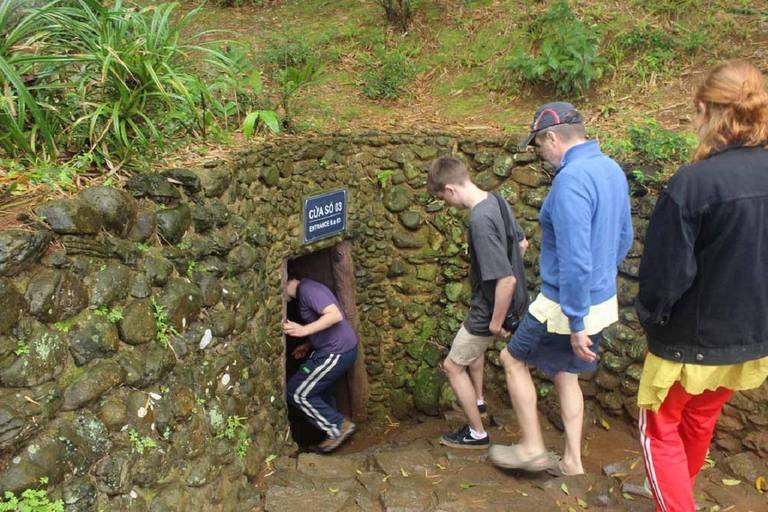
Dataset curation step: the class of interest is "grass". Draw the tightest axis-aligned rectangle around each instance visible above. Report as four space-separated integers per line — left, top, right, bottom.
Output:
5 0 767 184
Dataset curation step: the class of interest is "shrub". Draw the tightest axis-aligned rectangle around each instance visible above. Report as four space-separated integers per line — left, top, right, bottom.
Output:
377 0 416 33
503 0 605 96
360 45 415 100
628 120 695 165
261 30 315 73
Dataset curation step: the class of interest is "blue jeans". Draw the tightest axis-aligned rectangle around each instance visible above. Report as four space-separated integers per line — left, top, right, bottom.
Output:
286 346 358 437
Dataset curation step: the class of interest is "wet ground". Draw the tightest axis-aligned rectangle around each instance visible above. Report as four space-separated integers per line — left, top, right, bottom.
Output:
263 401 768 512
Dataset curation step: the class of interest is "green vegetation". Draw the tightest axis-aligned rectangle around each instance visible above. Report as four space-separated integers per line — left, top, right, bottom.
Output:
94 305 124 324
377 0 416 33
129 428 157 455
0 0 258 174
151 298 179 349
503 0 605 96
13 339 29 356
361 45 416 100
216 415 251 459
0 477 63 512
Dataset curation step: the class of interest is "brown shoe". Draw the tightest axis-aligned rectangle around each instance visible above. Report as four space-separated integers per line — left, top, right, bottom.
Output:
318 420 356 453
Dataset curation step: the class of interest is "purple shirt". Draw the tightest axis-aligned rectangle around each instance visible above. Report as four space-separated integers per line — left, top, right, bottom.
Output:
297 278 358 355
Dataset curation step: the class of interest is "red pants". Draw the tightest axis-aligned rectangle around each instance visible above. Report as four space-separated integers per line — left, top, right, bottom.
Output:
638 382 734 512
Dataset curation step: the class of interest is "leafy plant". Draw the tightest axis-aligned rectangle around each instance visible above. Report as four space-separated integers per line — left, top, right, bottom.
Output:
14 339 29 356
261 29 315 73
94 305 124 324
276 62 326 129
628 120 695 165
186 261 199 279
375 170 394 188
151 298 179 348
216 415 251 458
129 428 157 455
503 0 605 96
0 0 259 171
361 45 415 100
0 487 64 512
377 0 416 33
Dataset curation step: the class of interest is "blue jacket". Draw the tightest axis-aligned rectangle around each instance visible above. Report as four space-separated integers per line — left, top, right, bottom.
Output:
539 140 633 332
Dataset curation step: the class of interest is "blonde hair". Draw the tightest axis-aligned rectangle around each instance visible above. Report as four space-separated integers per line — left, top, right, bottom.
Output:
427 156 469 195
693 60 768 161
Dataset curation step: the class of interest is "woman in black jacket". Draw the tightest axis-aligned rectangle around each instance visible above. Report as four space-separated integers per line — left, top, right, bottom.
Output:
636 60 768 512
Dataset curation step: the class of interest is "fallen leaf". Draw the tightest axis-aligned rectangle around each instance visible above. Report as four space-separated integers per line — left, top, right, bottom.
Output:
578 498 588 508
382 474 391 482
568 507 576 512
721 478 741 486
756 476 766 493
630 457 641 470
356 469 363 475
622 493 635 500
600 419 611 431
436 463 446 470
400 468 410 477
328 487 339 493
561 482 569 495
460 483 477 489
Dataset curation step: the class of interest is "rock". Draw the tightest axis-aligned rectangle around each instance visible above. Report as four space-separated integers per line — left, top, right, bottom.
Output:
0 403 27 451
63 361 126 411
399 211 422 230
492 153 514 177
520 188 545 208
473 171 497 191
194 272 222 307
393 230 426 249
145 256 175 287
79 186 137 237
0 436 66 493
200 169 232 198
117 299 157 345
511 167 548 187
374 448 436 475
163 168 201 195
0 327 68 387
265 486 351 512
261 166 280 186
57 411 112 472
190 205 215 234
35 199 102 234
296 453 361 479
0 229 51 277
131 275 151 298
513 151 538 165
185 454 215 487
69 316 120 365
724 452 761 482
156 204 191 245
89 262 131 307
389 389 413 420
227 243 258 275
0 278 26 335
128 210 157 242
390 146 415 164
384 185 414 213
25 268 88 323
100 400 128 432
445 282 462 302
61 476 98 511
126 173 181 203
381 485 436 512
414 146 437 160
92 452 133 495
413 366 444 416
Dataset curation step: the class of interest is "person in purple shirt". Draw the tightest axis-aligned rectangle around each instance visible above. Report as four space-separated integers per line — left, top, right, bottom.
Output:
284 277 358 452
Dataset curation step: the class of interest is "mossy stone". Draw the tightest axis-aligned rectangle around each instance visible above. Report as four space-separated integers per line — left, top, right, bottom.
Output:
413 366 445 416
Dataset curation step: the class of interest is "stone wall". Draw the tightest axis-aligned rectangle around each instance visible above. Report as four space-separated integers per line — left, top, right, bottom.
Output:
1 131 766 508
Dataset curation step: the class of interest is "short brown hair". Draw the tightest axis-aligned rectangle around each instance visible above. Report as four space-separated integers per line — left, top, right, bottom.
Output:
427 156 469 195
693 60 768 161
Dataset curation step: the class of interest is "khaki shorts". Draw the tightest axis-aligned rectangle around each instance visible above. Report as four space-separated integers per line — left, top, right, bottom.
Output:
447 325 495 366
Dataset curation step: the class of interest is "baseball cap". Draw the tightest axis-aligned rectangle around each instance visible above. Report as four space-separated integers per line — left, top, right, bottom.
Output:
522 102 584 147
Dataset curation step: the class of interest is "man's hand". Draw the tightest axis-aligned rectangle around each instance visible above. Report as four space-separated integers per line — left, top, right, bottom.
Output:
571 331 596 363
489 321 511 339
292 341 311 359
283 320 308 338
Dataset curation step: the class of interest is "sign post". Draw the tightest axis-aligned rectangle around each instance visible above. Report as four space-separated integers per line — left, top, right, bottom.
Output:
303 189 347 244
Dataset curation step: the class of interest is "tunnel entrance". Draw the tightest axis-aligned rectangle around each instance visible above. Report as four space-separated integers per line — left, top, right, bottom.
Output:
282 241 367 449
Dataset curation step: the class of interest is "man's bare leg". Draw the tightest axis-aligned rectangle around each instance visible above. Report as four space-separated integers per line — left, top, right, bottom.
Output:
553 371 585 475
500 348 546 458
467 353 484 404
444 357 484 434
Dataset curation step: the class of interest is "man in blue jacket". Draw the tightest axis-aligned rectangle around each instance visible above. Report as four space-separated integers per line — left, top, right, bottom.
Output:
490 103 633 476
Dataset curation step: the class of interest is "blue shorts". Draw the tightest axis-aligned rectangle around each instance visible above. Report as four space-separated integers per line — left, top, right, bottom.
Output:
506 312 602 376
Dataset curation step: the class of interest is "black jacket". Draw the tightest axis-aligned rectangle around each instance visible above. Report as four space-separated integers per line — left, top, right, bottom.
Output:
637 144 768 365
